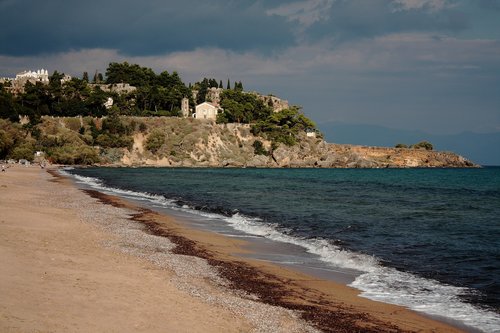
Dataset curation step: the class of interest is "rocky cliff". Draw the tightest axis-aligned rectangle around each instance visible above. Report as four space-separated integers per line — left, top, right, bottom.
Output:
118 118 477 168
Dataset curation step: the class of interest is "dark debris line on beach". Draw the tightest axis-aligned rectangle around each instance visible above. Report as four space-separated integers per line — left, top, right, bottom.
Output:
82 188 409 333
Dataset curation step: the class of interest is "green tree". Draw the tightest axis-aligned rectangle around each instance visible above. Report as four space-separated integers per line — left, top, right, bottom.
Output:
0 120 24 158
217 90 271 124
9 141 35 161
85 86 108 116
194 78 209 104
101 107 131 135
251 107 316 147
234 81 243 92
82 71 89 82
106 62 155 87
0 85 18 121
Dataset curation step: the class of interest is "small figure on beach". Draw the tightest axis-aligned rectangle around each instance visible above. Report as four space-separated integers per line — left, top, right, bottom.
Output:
1 165 5 172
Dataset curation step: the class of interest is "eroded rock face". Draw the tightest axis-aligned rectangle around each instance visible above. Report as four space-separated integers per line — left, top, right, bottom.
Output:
119 120 478 168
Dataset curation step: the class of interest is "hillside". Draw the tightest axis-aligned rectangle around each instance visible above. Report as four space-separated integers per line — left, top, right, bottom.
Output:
123 121 476 168
2 116 474 168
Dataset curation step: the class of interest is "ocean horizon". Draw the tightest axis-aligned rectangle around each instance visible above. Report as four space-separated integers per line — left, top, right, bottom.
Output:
64 166 500 333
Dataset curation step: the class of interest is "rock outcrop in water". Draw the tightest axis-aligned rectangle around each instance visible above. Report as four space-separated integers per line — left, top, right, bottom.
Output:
119 119 477 168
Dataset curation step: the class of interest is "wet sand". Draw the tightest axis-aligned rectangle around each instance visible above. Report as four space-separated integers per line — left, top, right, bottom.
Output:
0 165 468 332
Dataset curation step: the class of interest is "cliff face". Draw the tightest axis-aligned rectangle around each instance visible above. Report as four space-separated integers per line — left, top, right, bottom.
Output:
119 120 478 168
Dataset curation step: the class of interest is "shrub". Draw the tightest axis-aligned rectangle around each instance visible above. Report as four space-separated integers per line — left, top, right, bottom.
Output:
64 118 82 132
49 145 99 165
145 129 166 153
411 141 433 150
252 140 268 156
95 133 133 149
138 122 147 133
9 143 35 161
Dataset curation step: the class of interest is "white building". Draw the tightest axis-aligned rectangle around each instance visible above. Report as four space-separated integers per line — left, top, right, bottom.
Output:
15 69 49 83
194 102 219 120
104 97 114 109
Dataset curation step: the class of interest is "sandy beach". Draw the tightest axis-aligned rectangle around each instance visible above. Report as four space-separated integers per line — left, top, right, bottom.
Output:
0 165 469 333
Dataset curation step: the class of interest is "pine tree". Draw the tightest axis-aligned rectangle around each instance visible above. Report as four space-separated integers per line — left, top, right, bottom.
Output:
219 80 223 89
226 79 230 90
82 72 89 82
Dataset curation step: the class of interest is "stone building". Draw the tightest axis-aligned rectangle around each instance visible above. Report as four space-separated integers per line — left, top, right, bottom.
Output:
206 87 223 107
194 102 219 120
89 83 137 94
181 97 190 117
255 94 289 112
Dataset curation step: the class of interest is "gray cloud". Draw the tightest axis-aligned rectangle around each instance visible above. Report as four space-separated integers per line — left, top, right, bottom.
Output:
1 0 481 58
1 0 499 153
0 0 294 56
297 0 469 44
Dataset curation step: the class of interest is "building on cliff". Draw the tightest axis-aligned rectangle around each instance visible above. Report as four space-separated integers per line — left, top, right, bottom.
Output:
181 97 190 117
89 83 137 94
193 102 220 120
15 69 49 82
1 69 74 95
254 94 289 112
206 87 223 107
4 69 50 94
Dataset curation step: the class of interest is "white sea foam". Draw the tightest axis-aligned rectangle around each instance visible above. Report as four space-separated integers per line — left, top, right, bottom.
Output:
223 213 500 332
62 169 500 333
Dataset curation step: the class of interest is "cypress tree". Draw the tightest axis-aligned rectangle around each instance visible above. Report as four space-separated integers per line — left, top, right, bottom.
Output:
226 79 230 90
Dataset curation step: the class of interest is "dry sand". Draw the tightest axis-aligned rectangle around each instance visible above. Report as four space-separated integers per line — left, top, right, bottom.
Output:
0 165 468 332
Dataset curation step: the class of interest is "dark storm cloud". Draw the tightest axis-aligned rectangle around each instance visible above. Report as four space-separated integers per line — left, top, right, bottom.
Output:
0 0 295 56
299 0 468 44
478 0 500 11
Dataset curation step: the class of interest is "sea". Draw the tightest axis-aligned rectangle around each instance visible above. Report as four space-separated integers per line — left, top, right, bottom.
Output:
63 167 500 333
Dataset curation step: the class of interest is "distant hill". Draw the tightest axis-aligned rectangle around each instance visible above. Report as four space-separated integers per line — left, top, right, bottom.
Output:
318 122 500 166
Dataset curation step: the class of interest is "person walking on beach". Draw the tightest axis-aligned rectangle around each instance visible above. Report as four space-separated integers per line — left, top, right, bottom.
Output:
1 165 5 172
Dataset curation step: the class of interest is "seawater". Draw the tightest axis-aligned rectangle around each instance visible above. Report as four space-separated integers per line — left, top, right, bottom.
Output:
64 167 500 332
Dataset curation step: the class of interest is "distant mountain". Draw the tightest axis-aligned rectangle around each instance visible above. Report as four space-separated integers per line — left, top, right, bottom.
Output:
318 122 500 166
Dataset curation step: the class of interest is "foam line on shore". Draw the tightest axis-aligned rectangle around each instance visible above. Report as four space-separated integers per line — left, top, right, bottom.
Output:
63 168 500 333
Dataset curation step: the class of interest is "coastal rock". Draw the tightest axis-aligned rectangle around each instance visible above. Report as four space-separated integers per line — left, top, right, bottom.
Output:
272 146 292 167
246 155 271 168
220 159 245 167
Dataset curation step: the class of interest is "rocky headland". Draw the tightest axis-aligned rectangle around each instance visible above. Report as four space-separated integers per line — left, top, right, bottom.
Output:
116 118 477 168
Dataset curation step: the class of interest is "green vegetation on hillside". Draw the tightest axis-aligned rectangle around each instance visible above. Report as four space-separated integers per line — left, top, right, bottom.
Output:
216 90 271 124
0 62 319 163
395 141 434 150
251 107 316 147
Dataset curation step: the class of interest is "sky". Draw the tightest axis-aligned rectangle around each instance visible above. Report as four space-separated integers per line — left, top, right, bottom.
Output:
1 0 499 161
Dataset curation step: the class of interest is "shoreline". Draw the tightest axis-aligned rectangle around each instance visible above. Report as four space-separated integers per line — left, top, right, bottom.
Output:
1 165 472 332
